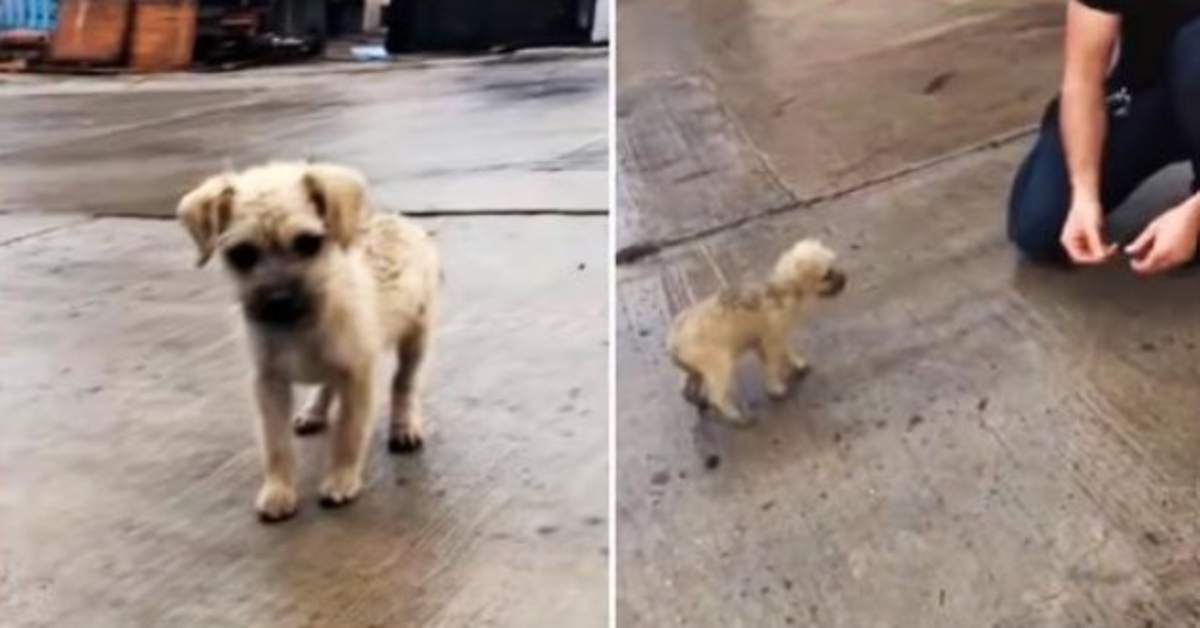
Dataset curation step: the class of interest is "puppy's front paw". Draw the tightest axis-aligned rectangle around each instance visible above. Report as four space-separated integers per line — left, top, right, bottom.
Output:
790 358 811 380
765 379 789 399
722 414 755 429
256 481 299 523
710 397 752 427
387 426 425 454
710 406 753 428
318 470 364 508
292 411 328 436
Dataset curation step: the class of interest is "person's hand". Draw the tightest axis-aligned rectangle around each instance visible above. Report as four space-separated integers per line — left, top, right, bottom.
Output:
1061 197 1116 264
1125 200 1200 275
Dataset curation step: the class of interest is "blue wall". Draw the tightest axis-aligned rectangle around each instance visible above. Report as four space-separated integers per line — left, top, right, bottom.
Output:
0 0 57 31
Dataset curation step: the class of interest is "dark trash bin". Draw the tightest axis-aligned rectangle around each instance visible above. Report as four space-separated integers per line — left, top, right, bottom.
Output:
385 0 595 53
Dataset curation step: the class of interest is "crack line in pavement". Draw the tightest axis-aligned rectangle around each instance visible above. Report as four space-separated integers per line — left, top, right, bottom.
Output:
615 124 1038 266
399 208 608 217
67 208 608 221
0 93 274 161
0 217 95 248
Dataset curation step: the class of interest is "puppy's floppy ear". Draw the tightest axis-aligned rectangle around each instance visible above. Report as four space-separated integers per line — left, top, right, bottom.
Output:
177 175 235 267
303 163 368 248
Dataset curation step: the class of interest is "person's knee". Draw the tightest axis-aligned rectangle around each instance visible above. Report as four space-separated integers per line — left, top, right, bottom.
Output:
1009 217 1066 263
1008 192 1069 263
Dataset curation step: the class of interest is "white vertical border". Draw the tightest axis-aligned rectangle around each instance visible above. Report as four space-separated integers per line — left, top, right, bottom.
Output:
605 0 617 622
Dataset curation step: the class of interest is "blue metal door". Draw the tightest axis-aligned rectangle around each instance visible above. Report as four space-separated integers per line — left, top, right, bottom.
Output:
0 0 58 31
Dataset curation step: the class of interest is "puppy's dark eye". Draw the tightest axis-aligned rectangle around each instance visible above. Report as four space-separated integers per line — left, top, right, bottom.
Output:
224 243 259 272
292 233 324 259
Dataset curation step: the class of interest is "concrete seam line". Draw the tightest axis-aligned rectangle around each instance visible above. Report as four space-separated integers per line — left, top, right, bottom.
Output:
0 93 273 161
614 123 1039 265
402 208 609 217
0 50 608 100
3 209 610 221
714 80 796 206
0 217 96 249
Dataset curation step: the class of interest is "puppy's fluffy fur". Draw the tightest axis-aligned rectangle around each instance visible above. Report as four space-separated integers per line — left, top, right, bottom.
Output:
178 161 439 522
667 239 845 425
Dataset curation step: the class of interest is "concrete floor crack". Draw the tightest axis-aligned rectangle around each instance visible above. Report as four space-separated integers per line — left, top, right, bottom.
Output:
87 209 609 221
616 124 1037 266
0 217 95 248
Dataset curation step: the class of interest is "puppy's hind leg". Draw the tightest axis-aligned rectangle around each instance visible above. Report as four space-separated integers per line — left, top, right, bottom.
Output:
320 366 376 508
293 384 334 435
787 347 811 380
681 371 709 411
698 354 749 427
388 323 431 454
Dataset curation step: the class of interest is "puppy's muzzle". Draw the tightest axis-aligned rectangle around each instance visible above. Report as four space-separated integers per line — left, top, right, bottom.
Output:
246 282 313 327
820 269 847 297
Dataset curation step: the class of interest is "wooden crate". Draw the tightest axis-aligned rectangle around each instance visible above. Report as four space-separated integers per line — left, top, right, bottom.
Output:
49 0 133 64
129 0 197 71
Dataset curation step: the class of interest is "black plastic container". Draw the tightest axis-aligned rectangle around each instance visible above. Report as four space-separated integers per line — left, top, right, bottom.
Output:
385 0 595 53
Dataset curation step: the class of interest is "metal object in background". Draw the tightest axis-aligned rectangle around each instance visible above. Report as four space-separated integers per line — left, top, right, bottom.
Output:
325 0 363 38
192 0 323 67
0 0 57 31
384 0 599 53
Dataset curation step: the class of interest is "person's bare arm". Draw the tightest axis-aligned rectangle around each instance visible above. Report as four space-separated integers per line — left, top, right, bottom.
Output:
1062 1 1119 205
1058 0 1121 263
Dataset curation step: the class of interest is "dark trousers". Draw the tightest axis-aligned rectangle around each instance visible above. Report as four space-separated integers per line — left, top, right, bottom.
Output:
1007 18 1200 263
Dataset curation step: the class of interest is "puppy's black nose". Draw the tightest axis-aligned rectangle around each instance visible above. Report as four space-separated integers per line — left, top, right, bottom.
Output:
247 284 311 327
822 270 847 297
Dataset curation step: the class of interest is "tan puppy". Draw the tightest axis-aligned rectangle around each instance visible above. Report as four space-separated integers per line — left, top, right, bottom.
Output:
177 161 439 522
668 239 845 425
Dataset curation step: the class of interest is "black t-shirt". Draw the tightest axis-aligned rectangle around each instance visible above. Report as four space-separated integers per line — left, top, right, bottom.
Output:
1079 0 1200 90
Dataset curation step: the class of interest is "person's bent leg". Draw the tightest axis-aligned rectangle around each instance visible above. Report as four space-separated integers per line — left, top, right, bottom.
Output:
1007 87 1184 264
1007 107 1072 264
1168 17 1200 180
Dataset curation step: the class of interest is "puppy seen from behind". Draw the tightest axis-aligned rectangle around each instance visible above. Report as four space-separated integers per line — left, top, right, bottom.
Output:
177 161 440 523
667 238 845 426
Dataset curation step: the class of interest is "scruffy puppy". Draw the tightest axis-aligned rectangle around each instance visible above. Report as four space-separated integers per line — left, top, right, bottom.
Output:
177 161 439 522
668 239 845 425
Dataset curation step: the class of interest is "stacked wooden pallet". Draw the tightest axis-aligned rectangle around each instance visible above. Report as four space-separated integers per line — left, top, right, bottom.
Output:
129 0 197 71
46 0 196 72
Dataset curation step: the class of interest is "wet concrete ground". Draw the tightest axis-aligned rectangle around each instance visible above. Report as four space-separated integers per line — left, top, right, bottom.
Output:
0 52 607 216
617 2 1200 626
0 53 608 627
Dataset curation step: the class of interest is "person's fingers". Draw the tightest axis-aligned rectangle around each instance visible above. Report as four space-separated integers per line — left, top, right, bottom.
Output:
1073 228 1110 264
1061 237 1083 261
1131 257 1157 274
1129 245 1153 272
1060 229 1085 261
1087 225 1118 262
1131 248 1168 274
1125 225 1156 258
1065 239 1095 263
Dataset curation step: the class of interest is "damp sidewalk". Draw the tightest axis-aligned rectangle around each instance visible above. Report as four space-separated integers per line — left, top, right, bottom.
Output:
0 54 609 628
616 2 1200 626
